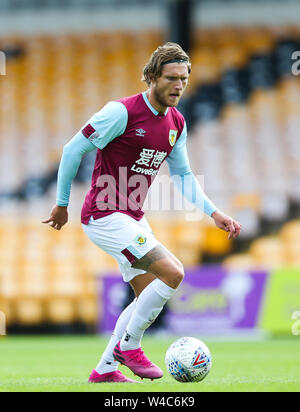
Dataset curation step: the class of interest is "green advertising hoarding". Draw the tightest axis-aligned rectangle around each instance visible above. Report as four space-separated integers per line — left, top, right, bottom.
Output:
260 268 300 335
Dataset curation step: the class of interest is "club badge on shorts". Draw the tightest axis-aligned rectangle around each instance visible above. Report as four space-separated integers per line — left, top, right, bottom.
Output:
169 129 178 147
134 235 147 246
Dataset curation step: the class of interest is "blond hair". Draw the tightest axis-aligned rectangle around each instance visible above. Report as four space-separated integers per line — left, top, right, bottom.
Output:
142 42 191 86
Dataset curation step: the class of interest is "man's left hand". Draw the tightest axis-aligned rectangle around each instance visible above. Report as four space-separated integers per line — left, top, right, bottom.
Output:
211 210 242 240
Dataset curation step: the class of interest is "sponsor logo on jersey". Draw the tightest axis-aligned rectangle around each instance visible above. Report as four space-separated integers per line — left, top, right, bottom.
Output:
169 129 178 147
136 128 146 137
131 148 167 175
130 164 159 176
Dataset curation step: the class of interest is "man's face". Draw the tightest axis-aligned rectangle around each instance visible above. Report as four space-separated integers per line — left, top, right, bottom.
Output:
151 63 189 109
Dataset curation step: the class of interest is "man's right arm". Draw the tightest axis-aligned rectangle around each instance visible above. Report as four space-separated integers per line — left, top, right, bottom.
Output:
56 132 96 207
57 101 128 208
42 132 96 230
42 101 128 230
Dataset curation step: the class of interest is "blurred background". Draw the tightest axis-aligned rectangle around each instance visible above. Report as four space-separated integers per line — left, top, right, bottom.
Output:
0 0 300 338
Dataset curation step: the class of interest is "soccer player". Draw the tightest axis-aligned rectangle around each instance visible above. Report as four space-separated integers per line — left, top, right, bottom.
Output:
43 42 241 383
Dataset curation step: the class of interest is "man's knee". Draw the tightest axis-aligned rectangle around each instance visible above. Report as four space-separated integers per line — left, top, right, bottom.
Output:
163 260 185 289
174 261 185 287
131 245 184 289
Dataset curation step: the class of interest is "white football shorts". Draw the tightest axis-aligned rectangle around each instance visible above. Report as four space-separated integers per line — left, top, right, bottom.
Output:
82 212 161 282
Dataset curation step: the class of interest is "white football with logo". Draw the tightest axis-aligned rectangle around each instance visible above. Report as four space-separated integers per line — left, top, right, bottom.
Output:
165 337 212 383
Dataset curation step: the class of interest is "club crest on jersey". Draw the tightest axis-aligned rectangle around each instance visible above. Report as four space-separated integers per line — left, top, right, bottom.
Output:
169 129 178 147
134 235 147 246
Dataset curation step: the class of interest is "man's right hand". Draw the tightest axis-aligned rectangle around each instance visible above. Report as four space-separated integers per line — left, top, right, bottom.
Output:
42 205 68 231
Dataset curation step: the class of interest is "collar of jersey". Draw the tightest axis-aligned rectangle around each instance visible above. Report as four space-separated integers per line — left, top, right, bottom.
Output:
142 92 169 116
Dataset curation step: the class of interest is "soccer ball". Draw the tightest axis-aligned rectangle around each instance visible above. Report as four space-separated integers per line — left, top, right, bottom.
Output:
165 337 212 383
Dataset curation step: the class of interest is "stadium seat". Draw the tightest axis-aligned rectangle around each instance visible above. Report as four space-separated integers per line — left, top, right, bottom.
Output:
76 296 98 324
190 48 221 86
222 253 256 270
202 225 232 255
14 299 45 325
0 299 14 326
46 298 76 324
249 236 285 267
280 219 300 242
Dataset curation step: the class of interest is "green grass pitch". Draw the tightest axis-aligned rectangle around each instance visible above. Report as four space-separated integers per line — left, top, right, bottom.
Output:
0 335 299 392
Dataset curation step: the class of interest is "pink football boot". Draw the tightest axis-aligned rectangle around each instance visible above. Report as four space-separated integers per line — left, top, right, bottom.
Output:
113 341 163 380
88 369 138 383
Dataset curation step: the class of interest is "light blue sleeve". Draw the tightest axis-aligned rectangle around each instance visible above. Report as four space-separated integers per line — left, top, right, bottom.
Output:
166 122 191 175
166 122 218 217
56 101 128 206
56 132 96 206
81 101 128 149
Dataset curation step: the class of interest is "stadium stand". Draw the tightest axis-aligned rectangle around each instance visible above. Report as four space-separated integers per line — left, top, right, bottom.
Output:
1 25 300 330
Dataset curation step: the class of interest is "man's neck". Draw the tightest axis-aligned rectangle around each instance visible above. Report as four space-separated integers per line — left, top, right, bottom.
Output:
146 90 167 115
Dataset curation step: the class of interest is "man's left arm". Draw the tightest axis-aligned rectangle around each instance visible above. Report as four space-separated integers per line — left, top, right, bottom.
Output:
166 122 241 240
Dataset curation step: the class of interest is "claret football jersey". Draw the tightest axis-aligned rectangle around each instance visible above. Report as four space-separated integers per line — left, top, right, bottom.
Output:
80 92 186 224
